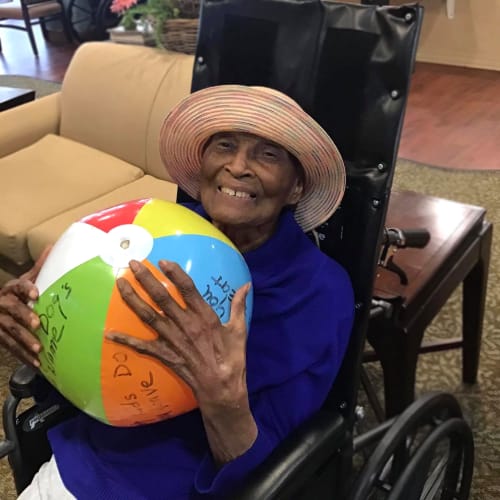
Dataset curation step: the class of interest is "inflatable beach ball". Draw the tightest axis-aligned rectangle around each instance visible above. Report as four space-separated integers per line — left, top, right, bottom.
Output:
33 198 253 427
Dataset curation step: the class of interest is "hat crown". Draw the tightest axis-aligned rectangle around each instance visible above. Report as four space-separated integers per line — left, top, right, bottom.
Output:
249 85 303 109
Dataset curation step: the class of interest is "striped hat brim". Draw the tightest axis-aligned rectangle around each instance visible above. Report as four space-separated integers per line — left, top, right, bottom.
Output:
159 85 345 233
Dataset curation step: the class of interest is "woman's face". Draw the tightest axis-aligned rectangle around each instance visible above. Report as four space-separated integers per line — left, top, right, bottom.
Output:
199 132 304 240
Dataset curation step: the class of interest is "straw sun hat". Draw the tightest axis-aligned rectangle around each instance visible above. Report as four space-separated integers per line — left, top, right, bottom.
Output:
159 85 345 233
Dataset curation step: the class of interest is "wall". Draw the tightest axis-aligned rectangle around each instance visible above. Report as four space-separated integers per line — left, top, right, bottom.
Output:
340 0 500 71
415 0 500 71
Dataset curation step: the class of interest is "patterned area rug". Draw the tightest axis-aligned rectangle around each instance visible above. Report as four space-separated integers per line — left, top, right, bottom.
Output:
0 160 499 498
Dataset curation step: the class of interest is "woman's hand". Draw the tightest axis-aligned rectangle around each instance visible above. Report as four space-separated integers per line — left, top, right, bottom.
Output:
107 259 257 465
0 247 52 367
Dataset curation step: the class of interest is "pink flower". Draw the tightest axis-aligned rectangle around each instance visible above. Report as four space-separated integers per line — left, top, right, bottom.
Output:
110 0 138 14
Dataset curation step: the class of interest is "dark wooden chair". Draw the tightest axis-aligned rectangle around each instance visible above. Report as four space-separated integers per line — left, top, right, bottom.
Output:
0 0 72 56
364 189 493 417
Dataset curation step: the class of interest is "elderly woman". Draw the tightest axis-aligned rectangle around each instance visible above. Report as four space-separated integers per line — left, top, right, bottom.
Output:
0 85 354 499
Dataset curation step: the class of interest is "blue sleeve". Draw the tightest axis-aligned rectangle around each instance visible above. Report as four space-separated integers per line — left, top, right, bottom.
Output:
193 315 353 497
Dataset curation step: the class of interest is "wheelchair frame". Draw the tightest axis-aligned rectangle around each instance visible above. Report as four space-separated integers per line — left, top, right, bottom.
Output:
1 372 474 498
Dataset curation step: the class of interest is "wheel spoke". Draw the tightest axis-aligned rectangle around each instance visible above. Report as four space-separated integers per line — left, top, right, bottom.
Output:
420 455 448 499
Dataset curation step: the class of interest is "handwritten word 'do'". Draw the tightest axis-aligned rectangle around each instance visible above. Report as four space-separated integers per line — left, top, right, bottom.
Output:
112 351 132 378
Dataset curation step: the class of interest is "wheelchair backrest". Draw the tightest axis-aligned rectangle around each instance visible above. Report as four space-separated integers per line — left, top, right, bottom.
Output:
190 0 423 421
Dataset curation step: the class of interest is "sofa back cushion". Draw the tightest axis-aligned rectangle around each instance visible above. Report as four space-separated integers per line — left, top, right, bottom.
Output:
60 42 194 181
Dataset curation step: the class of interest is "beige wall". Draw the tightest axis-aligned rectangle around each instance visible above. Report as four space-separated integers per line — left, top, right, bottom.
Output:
416 0 500 70
340 0 500 71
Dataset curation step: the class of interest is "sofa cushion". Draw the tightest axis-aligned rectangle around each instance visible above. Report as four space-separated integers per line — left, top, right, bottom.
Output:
0 134 144 265
27 175 178 260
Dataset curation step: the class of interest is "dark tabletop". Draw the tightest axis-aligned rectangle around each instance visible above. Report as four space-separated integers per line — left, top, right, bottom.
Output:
0 86 36 111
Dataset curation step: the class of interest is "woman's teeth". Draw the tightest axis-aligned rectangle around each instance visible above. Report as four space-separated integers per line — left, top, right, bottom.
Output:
220 187 253 199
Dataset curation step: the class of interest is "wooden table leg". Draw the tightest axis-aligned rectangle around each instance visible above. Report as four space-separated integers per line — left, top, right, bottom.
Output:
367 317 424 418
462 221 493 383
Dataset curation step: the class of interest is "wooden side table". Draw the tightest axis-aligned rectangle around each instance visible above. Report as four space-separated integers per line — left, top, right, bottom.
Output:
365 190 493 417
0 87 35 112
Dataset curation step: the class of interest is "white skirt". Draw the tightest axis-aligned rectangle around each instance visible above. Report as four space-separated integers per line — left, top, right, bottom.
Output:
17 455 76 500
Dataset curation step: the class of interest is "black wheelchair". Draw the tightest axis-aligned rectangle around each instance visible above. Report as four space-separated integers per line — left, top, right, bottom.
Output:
66 0 120 42
0 2 475 498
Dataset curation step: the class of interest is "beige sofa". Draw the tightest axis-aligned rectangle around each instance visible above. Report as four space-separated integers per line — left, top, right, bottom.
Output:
0 42 195 283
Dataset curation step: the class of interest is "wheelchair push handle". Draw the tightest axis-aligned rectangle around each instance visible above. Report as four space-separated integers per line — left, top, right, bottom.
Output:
378 227 431 286
382 227 430 249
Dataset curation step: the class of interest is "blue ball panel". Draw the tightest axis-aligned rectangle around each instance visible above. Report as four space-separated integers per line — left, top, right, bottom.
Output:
147 235 253 327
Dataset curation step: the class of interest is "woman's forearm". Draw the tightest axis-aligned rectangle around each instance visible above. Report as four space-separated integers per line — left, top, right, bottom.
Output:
199 392 258 467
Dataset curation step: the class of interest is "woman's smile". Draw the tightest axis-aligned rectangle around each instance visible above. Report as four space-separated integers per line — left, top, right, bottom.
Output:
218 186 256 201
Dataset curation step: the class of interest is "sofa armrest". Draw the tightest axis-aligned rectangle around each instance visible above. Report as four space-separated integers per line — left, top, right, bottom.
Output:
0 93 61 159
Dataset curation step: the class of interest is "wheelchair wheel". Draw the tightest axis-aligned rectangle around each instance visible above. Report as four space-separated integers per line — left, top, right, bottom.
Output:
351 393 474 500
387 418 473 500
67 0 119 42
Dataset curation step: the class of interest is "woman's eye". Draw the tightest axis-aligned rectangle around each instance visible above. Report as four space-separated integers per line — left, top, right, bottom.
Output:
260 149 280 161
215 141 233 151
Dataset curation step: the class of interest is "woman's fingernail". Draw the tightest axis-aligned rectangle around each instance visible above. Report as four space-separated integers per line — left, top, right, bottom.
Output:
31 315 39 329
29 289 38 300
129 260 139 272
32 343 41 353
33 359 40 368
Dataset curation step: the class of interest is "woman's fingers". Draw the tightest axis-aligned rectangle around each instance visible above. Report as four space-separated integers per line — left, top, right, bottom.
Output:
0 335 41 367
7 299 39 333
130 259 208 330
22 245 52 283
105 330 150 355
1 278 39 304
0 284 41 337
116 277 162 328
228 282 251 324
130 260 185 314
117 268 192 357
0 274 42 367
225 283 251 346
158 260 209 313
105 330 184 368
0 309 41 367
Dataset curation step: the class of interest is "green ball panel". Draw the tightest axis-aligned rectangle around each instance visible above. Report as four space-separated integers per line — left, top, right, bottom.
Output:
33 257 116 424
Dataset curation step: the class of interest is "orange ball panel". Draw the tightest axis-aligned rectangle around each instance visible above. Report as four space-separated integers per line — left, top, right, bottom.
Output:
101 261 196 426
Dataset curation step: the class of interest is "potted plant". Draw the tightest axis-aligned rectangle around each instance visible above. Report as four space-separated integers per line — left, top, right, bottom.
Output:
109 0 199 51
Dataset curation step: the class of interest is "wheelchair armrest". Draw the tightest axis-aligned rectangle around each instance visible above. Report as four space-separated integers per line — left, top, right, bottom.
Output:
9 364 53 401
0 436 15 457
10 364 39 399
232 409 347 500
2 366 78 490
